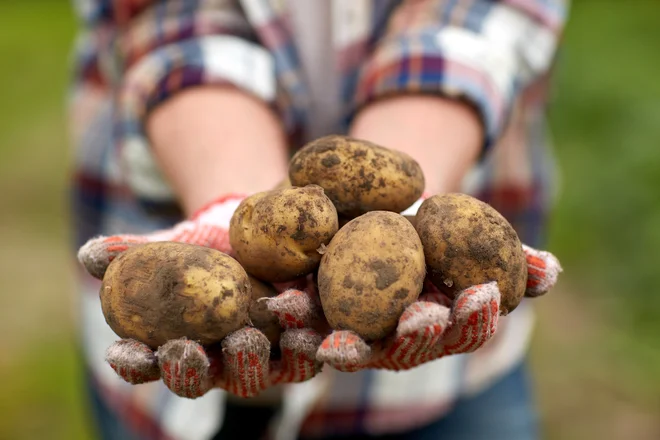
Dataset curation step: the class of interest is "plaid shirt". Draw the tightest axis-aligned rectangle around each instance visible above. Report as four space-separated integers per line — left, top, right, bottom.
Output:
69 0 567 438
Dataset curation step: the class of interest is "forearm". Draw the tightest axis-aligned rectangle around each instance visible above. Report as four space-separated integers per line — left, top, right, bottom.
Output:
349 95 483 195
146 86 289 216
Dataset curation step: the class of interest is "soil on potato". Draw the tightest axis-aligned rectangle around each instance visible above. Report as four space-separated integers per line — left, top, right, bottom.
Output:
416 194 527 314
289 135 424 218
318 211 426 340
230 185 338 282
102 243 250 348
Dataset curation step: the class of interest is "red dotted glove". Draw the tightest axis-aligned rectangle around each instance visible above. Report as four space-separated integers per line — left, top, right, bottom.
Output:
77 195 326 399
103 279 325 399
316 244 562 372
77 194 246 279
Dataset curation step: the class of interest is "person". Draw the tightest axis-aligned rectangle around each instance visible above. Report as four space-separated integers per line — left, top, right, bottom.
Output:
69 1 568 439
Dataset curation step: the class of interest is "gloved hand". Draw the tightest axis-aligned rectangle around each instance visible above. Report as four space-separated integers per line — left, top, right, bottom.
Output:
77 193 247 279
316 244 562 372
104 280 324 399
78 194 325 399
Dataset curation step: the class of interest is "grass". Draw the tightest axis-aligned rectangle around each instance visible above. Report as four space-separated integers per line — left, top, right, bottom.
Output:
0 1 658 439
548 0 660 317
0 2 91 439
543 0 660 399
534 2 660 437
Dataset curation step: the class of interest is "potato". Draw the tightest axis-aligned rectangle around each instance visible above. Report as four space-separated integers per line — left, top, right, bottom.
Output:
229 185 339 282
317 211 426 341
100 242 251 349
415 193 527 314
248 276 281 346
289 135 425 218
342 214 416 230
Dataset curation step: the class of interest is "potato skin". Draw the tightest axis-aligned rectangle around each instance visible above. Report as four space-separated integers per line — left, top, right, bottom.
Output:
318 211 426 341
229 185 339 282
248 276 281 346
415 193 527 314
101 242 251 349
289 135 425 218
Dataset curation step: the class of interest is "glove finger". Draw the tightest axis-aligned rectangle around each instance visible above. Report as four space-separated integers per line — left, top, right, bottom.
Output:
317 331 371 373
266 288 325 330
441 282 500 356
156 338 211 399
106 339 160 384
221 327 270 398
271 328 323 384
523 244 563 297
78 235 148 279
372 301 450 369
396 301 450 338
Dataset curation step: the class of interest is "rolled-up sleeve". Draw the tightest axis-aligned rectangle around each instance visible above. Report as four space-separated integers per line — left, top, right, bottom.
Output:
354 0 568 152
75 0 276 199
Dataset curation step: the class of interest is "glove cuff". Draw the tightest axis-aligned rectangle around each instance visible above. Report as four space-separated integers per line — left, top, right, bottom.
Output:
189 193 249 221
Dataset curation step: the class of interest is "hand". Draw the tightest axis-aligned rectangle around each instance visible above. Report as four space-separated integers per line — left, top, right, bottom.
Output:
104 278 325 399
316 244 562 372
77 193 247 279
77 193 325 399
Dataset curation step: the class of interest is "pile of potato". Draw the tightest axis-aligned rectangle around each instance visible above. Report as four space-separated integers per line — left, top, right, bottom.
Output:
101 135 529 349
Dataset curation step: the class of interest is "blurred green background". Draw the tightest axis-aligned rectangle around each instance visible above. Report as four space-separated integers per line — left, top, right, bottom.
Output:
1 1 659 439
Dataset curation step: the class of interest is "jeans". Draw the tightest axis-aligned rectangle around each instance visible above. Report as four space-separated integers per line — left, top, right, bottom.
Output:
88 362 538 440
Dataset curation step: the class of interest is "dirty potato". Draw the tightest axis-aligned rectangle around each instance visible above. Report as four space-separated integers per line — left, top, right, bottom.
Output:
289 135 425 218
415 193 527 314
248 276 281 346
318 211 426 341
229 185 339 282
100 242 251 349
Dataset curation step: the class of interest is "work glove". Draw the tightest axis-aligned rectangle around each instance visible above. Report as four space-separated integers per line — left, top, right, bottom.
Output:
316 244 561 372
78 194 324 398
312 195 562 372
